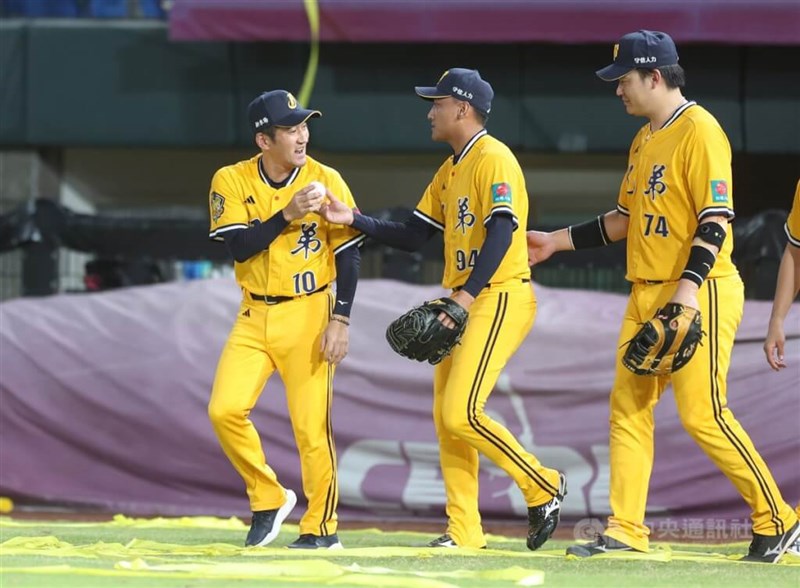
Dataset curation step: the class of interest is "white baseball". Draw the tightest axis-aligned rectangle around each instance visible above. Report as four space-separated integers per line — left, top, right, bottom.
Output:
308 181 326 199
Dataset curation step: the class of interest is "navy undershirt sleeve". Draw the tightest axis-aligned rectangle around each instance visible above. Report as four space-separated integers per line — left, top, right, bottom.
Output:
350 212 437 252
223 210 289 262
461 214 514 297
333 245 360 317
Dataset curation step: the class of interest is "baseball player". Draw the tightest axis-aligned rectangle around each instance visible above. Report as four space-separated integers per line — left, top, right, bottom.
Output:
764 180 800 371
319 68 566 550
763 180 800 557
207 90 364 549
528 31 799 563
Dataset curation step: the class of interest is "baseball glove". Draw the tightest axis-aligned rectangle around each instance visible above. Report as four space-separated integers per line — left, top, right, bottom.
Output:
622 302 704 376
385 297 468 365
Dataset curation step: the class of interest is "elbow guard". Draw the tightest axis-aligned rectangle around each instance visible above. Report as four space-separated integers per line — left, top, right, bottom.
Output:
695 221 726 249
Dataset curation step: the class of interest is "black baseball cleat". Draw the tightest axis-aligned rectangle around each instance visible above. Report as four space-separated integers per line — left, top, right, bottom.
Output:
427 533 458 548
526 472 567 550
244 489 297 547
742 521 800 563
425 533 487 549
287 532 343 549
566 534 636 557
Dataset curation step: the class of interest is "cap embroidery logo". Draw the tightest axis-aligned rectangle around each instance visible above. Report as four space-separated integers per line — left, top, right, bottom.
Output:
438 70 450 84
613 43 619 60
287 93 298 109
452 86 474 99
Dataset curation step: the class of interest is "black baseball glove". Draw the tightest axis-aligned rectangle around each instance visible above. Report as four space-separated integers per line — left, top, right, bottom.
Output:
385 297 468 365
622 302 704 376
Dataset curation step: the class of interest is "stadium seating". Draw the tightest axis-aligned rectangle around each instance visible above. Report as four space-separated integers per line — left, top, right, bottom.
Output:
1 0 166 18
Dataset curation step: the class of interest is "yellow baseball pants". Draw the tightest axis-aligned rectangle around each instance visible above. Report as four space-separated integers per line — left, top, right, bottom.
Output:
605 275 798 551
434 280 562 548
208 289 338 536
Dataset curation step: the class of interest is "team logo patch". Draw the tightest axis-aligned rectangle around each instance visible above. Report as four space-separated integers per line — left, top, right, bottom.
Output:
491 182 512 204
613 43 619 60
711 180 729 203
211 192 225 222
287 92 298 109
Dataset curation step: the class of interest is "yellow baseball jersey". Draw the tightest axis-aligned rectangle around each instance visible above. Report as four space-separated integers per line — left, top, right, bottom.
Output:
413 130 530 289
208 155 364 296
785 180 800 248
617 102 738 282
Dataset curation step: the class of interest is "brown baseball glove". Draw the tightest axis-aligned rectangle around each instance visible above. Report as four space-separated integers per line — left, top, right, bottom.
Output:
622 302 704 376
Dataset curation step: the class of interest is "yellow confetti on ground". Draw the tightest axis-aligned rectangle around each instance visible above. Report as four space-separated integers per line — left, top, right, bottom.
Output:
0 535 546 560
2 558 545 587
2 515 797 570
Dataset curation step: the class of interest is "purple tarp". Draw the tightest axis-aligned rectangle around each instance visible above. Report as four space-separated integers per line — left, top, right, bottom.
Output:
1 279 798 528
170 0 800 45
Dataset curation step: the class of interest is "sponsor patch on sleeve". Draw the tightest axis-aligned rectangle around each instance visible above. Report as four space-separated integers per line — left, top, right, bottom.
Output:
491 182 512 204
710 180 729 203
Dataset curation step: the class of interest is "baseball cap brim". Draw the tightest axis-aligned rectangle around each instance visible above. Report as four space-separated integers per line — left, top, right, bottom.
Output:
414 86 451 100
272 109 322 128
596 63 633 82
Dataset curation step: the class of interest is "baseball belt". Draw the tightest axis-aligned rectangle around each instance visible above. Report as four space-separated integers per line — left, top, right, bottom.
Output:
248 284 328 305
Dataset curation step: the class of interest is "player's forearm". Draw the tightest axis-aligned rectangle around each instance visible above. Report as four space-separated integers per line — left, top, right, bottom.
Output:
768 245 800 324
333 245 360 318
565 210 627 250
224 211 289 262
461 215 513 297
351 213 436 252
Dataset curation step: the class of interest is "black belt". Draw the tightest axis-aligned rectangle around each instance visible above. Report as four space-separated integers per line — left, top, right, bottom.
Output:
248 285 327 305
642 277 717 285
453 278 530 293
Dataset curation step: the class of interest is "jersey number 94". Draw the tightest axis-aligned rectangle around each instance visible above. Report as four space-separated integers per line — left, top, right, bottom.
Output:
456 249 478 271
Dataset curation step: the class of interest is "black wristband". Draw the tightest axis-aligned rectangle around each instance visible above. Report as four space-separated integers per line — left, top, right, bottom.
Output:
569 215 610 250
680 245 717 287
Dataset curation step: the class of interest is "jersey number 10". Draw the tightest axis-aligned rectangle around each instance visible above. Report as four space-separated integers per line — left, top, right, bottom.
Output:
293 271 317 294
643 213 669 237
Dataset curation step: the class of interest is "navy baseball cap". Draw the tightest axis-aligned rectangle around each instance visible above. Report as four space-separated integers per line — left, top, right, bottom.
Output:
596 30 679 81
247 90 321 133
415 68 494 115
